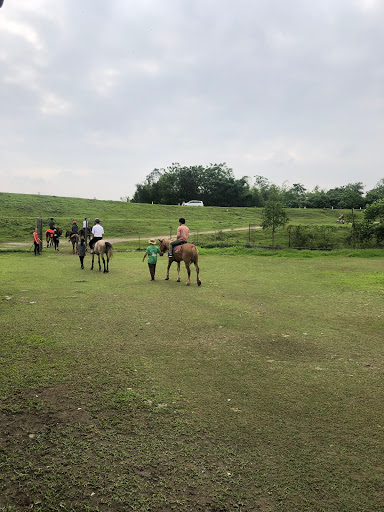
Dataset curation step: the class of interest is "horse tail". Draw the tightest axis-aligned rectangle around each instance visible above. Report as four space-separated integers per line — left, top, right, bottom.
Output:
191 245 199 263
105 242 113 259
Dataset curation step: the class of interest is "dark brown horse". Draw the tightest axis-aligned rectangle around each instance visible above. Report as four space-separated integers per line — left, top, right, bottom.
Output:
158 238 201 286
91 240 113 273
65 231 79 254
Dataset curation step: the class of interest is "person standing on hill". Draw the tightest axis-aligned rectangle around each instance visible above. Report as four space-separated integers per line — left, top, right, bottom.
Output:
168 218 189 257
89 218 104 253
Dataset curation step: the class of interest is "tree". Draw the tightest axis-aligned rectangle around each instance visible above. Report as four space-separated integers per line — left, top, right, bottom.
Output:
338 182 365 209
262 201 289 247
362 198 384 246
365 179 384 205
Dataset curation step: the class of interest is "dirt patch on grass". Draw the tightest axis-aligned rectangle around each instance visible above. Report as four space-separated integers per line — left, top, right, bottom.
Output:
1 383 272 511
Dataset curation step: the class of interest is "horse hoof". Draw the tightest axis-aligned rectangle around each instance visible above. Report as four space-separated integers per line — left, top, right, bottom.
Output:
198 282 202 286
165 278 169 280
186 282 190 286
177 279 181 282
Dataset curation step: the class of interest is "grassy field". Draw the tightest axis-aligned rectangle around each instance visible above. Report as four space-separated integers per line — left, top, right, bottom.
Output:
0 192 363 243
1 248 383 511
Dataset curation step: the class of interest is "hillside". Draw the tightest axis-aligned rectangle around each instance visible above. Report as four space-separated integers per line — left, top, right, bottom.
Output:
0 192 359 242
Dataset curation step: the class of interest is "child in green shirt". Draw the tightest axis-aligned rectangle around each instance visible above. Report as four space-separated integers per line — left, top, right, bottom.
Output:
142 239 161 280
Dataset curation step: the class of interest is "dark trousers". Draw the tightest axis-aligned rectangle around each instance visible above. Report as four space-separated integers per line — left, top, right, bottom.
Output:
148 263 156 280
89 237 102 249
169 240 186 255
79 256 84 268
34 241 40 255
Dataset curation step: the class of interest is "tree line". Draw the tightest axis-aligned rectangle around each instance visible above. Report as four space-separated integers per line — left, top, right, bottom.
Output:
129 163 384 209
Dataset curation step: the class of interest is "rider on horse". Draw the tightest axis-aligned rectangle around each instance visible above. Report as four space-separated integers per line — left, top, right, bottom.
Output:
71 220 79 235
168 218 189 257
89 218 104 254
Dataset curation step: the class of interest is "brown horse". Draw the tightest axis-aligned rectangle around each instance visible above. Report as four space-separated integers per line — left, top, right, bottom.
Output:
91 240 113 273
66 231 79 254
158 238 201 286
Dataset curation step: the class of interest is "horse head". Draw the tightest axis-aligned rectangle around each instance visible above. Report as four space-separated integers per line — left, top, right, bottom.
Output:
158 238 169 255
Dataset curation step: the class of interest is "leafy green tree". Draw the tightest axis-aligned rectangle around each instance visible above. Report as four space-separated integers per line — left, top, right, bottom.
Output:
304 187 330 208
283 183 307 207
365 179 384 205
362 198 384 246
338 182 365 209
262 201 289 247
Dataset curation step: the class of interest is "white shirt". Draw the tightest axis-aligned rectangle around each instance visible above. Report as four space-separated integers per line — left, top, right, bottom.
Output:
92 224 104 237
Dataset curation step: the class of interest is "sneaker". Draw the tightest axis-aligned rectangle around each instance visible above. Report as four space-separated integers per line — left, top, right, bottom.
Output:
168 254 173 258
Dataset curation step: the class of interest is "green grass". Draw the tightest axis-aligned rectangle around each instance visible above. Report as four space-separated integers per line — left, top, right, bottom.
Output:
1 250 383 511
0 191 364 242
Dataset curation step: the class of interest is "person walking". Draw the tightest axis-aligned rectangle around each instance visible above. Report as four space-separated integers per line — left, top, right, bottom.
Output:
52 227 60 251
33 228 40 255
77 238 86 269
142 239 161 280
89 218 104 253
168 218 189 257
48 217 55 230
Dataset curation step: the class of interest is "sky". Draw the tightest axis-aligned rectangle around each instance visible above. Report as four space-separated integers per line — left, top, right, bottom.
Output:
1 0 383 201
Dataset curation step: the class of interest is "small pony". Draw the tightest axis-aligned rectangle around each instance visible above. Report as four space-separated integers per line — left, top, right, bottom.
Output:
91 240 113 273
66 232 79 254
158 238 201 286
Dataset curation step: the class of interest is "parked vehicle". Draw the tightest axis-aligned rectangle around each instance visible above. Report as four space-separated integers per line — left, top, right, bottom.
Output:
184 200 204 207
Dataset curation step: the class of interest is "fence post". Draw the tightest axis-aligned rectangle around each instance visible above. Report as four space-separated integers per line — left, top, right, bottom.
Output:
196 231 198 245
215 230 217 247
248 224 251 245
139 232 141 250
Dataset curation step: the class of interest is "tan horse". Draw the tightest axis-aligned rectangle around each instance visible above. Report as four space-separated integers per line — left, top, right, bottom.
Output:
158 238 201 286
91 240 113 273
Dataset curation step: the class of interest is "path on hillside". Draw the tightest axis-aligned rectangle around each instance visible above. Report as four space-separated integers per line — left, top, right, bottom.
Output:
1 226 263 247
107 226 262 243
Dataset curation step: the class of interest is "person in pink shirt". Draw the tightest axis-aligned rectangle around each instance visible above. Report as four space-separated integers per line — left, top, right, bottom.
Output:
168 218 190 257
33 228 41 256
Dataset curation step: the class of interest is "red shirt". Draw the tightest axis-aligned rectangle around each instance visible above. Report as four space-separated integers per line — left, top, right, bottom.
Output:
33 232 40 243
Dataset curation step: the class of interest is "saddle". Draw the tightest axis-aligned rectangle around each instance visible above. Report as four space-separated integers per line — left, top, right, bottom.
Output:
173 241 187 255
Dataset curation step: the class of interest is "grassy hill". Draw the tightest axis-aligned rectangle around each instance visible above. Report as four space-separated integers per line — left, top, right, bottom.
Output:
0 192 361 242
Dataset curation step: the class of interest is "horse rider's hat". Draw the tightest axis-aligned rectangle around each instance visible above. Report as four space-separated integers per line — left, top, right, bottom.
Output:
95 218 100 223
73 220 77 223
179 218 186 224
149 239 156 245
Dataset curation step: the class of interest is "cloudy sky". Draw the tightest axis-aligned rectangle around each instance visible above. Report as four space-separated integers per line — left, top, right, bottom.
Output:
1 0 383 201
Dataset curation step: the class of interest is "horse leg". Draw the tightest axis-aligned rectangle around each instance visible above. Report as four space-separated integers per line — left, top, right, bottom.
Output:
102 254 107 273
105 255 109 273
98 254 102 271
91 253 94 270
165 260 172 280
177 262 181 282
184 261 191 285
195 262 201 286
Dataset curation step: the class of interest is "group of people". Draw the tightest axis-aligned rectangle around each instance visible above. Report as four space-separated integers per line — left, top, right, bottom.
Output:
34 215 190 279
33 217 104 261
